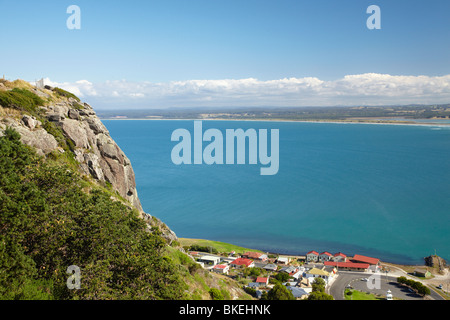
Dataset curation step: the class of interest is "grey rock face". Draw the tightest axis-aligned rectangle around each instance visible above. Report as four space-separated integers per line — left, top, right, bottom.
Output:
9 122 59 156
1 97 143 212
68 109 80 120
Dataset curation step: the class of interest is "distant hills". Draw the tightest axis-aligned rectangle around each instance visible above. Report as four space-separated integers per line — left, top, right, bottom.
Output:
97 104 450 123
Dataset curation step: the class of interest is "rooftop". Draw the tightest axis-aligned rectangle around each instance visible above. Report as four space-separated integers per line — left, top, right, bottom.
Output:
324 261 370 269
352 254 380 265
231 258 254 267
307 267 330 276
243 251 264 259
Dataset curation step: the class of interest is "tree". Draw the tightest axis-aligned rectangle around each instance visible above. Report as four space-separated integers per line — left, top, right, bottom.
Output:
265 283 295 300
311 277 326 292
307 291 334 300
397 276 430 296
307 277 333 300
274 272 290 283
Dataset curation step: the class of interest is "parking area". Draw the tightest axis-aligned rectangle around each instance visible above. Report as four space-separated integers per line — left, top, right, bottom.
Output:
329 272 425 300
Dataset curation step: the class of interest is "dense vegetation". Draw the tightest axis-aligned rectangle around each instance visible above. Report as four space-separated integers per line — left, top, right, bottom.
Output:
0 128 186 300
397 276 430 296
52 87 81 102
0 88 45 113
307 278 334 300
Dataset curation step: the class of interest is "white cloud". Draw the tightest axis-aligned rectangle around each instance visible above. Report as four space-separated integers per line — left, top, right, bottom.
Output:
38 74 450 109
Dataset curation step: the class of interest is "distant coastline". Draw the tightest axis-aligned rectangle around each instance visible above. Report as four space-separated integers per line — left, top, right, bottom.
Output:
101 117 450 128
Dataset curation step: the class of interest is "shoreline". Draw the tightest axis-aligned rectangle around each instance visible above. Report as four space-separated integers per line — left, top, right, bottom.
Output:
100 117 450 128
179 237 434 269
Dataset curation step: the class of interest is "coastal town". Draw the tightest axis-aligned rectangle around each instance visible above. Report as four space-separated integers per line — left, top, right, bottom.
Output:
187 247 449 300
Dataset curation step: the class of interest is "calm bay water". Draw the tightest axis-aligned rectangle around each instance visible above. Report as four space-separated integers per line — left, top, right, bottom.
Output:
103 120 450 265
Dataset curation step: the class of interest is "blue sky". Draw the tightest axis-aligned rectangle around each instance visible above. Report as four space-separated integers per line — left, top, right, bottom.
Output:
1 0 450 108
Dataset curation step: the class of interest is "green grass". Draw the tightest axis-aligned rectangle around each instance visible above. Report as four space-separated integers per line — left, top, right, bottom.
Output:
179 238 264 255
0 88 45 113
52 87 80 102
344 289 385 300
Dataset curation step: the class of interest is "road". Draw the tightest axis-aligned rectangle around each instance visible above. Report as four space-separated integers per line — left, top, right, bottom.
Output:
328 271 445 300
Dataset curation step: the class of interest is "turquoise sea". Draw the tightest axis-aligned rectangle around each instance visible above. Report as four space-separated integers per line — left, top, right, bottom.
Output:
103 120 450 265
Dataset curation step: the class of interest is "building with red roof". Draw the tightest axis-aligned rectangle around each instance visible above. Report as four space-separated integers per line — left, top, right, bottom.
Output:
242 251 268 261
324 261 370 272
332 252 347 262
212 264 230 274
351 254 380 266
319 251 333 262
306 251 319 262
230 258 255 268
256 277 269 286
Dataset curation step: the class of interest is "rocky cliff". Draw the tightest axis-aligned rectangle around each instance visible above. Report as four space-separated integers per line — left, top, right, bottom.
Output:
0 79 176 242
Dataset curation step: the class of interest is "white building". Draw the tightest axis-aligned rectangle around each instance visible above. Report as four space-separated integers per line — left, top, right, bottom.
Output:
319 252 333 262
332 252 347 262
213 264 230 274
306 251 319 262
305 267 335 285
197 255 221 267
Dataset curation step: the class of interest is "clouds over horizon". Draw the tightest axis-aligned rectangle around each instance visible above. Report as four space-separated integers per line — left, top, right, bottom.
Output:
40 73 450 109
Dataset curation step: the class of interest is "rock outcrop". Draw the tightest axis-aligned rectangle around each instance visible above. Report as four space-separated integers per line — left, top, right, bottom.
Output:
0 81 181 244
0 86 143 212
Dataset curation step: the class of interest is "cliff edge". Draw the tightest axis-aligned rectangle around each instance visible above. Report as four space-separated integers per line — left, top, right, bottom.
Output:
0 79 176 242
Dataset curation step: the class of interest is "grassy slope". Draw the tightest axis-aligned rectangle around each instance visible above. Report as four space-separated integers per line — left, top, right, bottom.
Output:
179 238 264 255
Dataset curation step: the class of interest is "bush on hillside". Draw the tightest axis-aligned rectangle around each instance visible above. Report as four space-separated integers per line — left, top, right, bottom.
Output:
0 128 185 300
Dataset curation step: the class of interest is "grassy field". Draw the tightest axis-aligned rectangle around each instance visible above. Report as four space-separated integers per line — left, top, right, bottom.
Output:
344 289 386 300
179 238 265 255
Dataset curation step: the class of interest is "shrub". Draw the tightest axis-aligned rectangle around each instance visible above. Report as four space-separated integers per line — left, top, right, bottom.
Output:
244 286 257 297
265 283 296 300
209 288 224 300
0 88 45 113
397 276 430 296
0 128 185 300
52 87 80 102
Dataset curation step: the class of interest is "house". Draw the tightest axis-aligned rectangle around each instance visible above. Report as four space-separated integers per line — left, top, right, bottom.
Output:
197 255 221 266
277 256 290 265
332 252 347 262
212 264 230 274
287 286 309 299
230 258 255 268
414 268 432 278
262 263 278 272
280 266 299 276
189 251 201 258
242 252 268 261
319 252 333 262
256 277 269 287
292 270 304 280
305 267 333 284
351 254 380 266
303 263 322 271
306 251 319 262
220 257 236 264
324 265 337 275
324 261 370 272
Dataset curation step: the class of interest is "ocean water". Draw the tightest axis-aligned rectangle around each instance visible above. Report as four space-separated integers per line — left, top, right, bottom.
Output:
103 120 450 265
